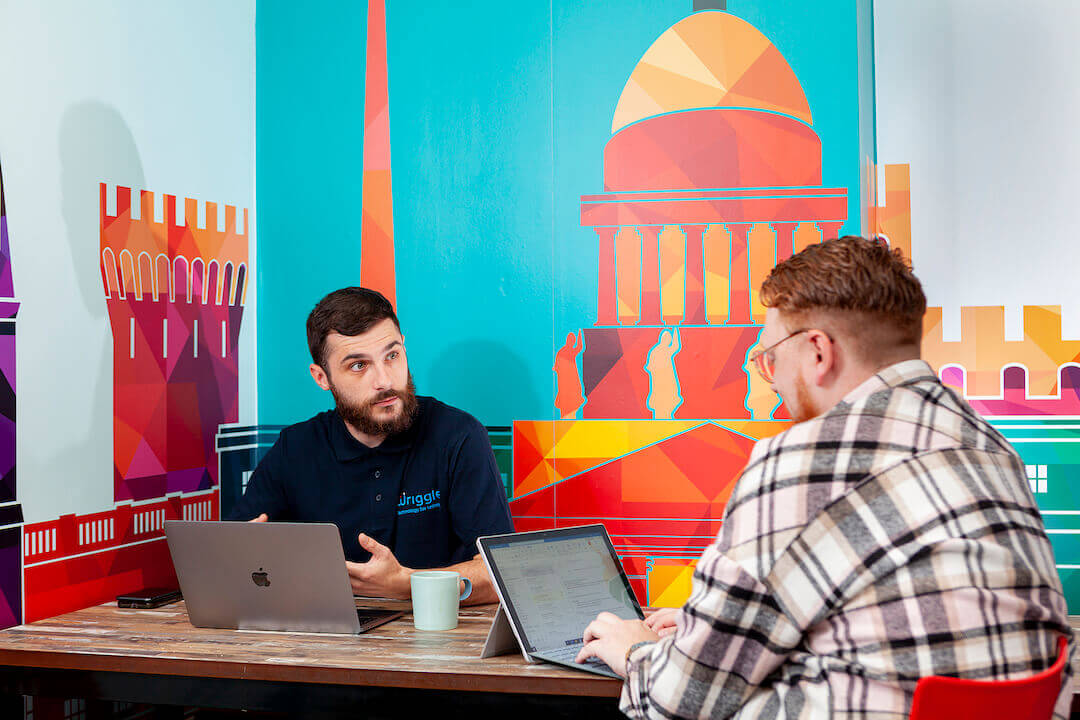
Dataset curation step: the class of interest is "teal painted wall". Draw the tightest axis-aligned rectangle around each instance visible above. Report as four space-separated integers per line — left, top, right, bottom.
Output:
256 1 369 420
256 0 874 427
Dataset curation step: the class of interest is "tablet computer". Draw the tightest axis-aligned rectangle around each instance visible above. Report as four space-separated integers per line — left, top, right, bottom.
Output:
477 524 644 678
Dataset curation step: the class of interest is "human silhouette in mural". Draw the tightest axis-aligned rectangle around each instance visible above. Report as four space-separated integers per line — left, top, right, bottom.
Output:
644 329 681 419
553 332 585 419
741 337 781 419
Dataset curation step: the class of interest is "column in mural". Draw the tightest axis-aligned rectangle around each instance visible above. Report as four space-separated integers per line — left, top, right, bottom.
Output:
0 159 21 627
512 10 854 607
359 0 397 305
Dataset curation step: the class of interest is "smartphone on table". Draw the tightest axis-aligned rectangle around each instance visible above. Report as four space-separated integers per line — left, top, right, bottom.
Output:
116 587 182 609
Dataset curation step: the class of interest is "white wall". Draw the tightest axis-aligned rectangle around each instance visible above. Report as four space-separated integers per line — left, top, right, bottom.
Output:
875 0 1080 340
0 0 256 522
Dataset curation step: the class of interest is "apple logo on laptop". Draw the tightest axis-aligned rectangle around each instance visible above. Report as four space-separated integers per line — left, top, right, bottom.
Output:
251 568 271 587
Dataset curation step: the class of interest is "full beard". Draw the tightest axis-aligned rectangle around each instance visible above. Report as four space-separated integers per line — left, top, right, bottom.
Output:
334 374 419 438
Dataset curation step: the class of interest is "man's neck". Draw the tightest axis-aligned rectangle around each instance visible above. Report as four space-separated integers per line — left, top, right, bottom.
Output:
827 350 922 410
867 349 922 377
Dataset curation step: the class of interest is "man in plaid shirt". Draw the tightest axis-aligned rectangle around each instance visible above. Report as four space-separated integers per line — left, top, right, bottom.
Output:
576 237 1072 719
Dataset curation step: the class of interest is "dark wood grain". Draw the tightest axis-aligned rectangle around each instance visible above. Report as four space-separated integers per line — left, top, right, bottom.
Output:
0 600 621 698
7 605 1076 716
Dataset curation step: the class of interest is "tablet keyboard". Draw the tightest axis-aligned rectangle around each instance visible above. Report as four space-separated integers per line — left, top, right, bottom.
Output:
534 644 618 677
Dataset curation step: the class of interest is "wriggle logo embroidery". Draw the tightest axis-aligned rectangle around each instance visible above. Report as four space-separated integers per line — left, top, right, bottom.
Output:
397 489 441 516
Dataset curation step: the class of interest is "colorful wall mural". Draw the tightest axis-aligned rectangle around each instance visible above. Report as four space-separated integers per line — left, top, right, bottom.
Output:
344 5 814 606
510 9 859 606
0 159 21 628
281 2 871 608
868 161 1080 608
1 0 1075 663
18 185 248 622
260 0 1080 618
872 0 1080 605
0 0 255 637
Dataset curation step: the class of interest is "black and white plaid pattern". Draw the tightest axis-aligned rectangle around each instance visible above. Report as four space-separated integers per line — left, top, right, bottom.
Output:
622 360 1072 719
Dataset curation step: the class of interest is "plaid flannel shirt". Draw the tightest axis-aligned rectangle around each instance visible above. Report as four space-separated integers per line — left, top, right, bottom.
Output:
622 360 1072 719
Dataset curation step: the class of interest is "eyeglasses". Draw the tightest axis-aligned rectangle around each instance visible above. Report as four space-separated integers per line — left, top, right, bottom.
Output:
749 329 811 383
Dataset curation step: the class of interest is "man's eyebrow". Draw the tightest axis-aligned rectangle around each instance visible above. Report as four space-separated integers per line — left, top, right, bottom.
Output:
340 340 402 364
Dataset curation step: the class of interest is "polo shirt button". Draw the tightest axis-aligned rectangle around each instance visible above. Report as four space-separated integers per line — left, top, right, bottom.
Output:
376 494 382 502
374 470 382 478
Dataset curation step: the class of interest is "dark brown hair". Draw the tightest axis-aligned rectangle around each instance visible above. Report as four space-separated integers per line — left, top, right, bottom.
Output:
306 287 400 368
760 236 926 350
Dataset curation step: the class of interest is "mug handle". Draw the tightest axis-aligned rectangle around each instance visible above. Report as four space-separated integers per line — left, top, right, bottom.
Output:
459 577 473 602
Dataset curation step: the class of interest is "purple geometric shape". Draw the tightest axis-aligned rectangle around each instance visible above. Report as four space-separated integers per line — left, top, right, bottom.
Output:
0 528 20 628
0 157 20 628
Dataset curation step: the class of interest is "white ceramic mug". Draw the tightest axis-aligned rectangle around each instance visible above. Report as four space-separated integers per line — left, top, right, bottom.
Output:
410 571 472 631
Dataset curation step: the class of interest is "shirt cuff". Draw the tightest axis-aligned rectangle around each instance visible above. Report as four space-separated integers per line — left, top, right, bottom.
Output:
620 640 656 719
625 640 654 671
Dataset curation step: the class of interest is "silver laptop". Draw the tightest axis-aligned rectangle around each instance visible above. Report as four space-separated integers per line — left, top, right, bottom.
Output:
164 520 402 634
477 524 644 678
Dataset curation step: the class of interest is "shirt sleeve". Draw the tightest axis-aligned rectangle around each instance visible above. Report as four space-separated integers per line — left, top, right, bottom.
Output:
620 544 804 720
446 419 513 562
226 434 294 522
619 443 808 720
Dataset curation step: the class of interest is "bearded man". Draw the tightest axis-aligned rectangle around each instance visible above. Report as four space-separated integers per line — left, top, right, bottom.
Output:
230 287 512 603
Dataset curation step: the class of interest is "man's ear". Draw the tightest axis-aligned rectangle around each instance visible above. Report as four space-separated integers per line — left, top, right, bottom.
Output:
807 330 836 385
309 363 331 391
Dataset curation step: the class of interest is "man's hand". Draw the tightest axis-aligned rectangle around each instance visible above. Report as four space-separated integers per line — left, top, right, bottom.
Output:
249 513 268 522
575 611 659 677
644 607 680 637
345 533 412 599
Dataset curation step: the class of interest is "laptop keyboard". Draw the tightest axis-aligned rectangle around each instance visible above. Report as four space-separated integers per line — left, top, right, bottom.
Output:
355 608 402 633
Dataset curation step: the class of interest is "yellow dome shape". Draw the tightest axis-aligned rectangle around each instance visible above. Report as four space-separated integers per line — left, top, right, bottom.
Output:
612 11 812 134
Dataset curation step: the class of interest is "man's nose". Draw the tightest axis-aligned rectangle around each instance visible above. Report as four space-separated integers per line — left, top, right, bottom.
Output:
370 362 391 389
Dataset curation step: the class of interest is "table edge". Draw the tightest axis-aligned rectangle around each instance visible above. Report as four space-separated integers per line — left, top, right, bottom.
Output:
0 649 622 698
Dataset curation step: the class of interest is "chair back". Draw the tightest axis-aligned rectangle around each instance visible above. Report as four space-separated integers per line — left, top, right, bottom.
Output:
908 635 1069 720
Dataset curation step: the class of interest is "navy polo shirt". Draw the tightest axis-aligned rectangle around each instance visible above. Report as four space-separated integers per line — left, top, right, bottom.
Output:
228 396 513 569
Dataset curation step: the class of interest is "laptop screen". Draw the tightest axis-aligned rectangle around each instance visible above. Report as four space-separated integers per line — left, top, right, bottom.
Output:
478 525 643 654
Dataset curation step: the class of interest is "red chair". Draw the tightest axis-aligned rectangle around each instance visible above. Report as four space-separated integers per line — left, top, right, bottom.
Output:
908 635 1070 720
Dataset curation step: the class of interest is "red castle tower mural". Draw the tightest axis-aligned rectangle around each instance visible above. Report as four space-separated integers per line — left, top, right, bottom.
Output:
18 185 246 622
98 185 246 501
512 11 850 607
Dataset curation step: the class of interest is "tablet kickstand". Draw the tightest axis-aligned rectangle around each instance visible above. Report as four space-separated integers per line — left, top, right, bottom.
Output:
480 604 527 659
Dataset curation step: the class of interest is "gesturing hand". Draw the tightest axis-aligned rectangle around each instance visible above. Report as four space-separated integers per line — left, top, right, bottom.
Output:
345 533 412 599
249 513 268 523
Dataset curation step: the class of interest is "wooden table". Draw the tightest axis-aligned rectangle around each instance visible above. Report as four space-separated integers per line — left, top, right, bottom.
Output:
0 600 623 719
2 604 1077 718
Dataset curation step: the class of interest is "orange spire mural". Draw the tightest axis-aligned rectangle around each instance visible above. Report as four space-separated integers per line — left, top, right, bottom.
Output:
360 0 397 306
